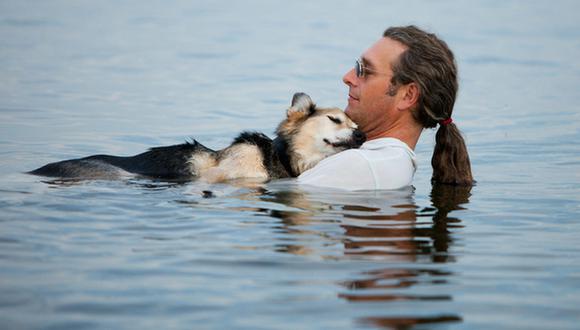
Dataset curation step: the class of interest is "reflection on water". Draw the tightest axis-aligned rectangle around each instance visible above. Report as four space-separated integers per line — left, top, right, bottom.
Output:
340 185 470 328
212 183 471 329
359 315 463 330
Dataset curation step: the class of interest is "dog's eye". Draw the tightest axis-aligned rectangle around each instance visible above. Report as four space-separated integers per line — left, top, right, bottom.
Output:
327 115 342 124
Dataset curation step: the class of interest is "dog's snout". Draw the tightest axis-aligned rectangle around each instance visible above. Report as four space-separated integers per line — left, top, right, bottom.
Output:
353 129 366 146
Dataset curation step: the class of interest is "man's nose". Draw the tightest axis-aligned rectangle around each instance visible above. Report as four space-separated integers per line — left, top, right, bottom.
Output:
343 68 357 87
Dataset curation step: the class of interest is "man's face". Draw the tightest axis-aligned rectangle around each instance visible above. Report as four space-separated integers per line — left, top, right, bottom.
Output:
343 37 408 140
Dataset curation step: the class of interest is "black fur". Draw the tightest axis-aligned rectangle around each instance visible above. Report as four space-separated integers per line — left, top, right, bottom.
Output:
272 136 296 177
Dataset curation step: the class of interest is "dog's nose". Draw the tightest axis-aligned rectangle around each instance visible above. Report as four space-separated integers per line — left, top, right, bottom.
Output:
353 129 366 145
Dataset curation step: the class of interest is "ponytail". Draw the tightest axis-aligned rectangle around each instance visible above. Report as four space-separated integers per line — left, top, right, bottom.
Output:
431 123 474 185
384 26 475 186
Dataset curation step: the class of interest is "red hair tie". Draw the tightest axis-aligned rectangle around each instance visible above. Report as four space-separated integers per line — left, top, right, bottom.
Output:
440 117 453 126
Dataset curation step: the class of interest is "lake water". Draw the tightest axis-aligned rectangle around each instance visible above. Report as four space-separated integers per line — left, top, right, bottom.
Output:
1 1 580 329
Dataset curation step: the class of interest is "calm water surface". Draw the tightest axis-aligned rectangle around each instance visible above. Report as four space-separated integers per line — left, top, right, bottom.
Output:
1 1 580 329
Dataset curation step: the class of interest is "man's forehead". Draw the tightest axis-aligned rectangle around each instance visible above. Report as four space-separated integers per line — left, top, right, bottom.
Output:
362 37 408 69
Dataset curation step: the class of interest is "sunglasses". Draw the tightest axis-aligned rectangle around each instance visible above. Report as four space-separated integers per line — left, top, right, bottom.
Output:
355 58 391 78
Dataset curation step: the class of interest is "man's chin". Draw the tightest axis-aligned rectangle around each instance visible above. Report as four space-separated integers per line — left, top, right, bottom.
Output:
345 104 357 117
345 108 362 127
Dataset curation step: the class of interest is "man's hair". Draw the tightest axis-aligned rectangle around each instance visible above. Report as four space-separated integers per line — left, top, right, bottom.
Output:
384 25 474 186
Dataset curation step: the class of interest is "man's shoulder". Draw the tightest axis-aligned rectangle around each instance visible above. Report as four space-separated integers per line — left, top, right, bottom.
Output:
361 137 414 151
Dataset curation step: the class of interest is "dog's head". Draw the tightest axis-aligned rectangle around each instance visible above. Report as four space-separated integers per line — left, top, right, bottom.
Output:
276 92 366 175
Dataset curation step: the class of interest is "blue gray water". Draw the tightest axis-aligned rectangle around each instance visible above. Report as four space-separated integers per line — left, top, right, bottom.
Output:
1 1 580 329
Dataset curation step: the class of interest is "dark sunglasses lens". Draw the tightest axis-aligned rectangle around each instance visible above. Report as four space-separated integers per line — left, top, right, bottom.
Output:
355 60 362 77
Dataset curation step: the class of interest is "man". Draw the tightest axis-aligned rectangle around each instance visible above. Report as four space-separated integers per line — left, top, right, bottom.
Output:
298 25 473 190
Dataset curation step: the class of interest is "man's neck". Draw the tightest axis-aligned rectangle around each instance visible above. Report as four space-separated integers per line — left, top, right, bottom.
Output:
366 122 422 150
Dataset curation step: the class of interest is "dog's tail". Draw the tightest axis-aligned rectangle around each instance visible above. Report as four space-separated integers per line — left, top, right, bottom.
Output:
28 156 127 178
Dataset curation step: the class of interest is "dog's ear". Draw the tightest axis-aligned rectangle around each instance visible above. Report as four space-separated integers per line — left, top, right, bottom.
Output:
287 92 315 121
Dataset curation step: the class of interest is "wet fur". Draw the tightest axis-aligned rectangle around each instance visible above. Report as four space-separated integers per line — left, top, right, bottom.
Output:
29 93 365 182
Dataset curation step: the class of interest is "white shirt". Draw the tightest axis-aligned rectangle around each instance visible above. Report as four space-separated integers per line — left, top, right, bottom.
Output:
297 137 417 191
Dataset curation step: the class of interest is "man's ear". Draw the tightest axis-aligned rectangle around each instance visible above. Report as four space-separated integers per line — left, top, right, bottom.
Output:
287 92 315 120
397 83 420 111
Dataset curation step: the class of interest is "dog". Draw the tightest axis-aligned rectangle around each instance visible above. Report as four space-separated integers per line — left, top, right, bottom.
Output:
29 93 366 183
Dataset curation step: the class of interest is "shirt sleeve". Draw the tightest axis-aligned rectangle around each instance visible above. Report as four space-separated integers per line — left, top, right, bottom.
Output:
297 150 376 190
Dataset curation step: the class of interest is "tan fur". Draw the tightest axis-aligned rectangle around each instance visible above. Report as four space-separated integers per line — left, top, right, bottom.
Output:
202 144 268 183
188 152 218 176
